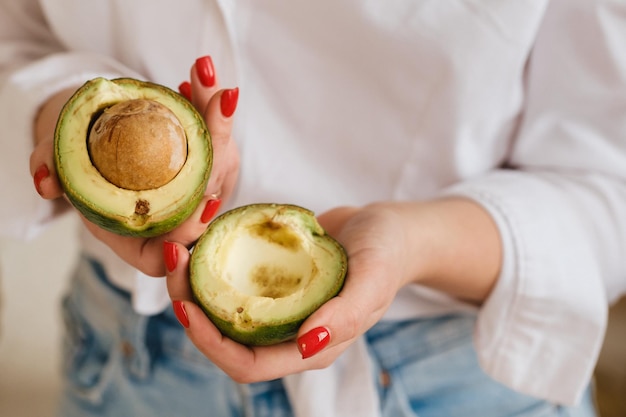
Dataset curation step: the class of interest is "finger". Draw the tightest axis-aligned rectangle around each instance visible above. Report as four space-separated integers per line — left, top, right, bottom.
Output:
161 194 222 246
189 55 219 113
185 56 240 202
203 87 239 143
189 55 238 151
164 241 193 300
162 241 278 379
204 127 240 204
184 307 308 383
184 301 351 383
316 206 359 237
202 88 240 200
144 195 222 273
162 241 330 381
29 137 64 200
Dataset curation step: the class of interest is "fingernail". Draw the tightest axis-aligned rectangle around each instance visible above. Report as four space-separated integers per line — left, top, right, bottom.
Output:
195 56 215 87
172 301 190 328
201 199 221 223
297 326 330 359
220 87 239 118
34 164 49 196
163 241 178 272
178 81 192 101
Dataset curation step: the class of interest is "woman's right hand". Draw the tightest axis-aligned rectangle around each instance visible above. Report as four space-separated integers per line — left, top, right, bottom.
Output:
30 56 240 278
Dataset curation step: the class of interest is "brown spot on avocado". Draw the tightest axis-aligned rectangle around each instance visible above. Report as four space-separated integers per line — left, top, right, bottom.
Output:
134 199 150 215
249 220 301 250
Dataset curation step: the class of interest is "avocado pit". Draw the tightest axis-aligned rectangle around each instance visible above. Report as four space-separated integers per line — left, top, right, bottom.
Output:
87 99 187 191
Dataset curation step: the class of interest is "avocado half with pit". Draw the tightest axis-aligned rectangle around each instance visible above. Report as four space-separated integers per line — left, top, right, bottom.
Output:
190 204 347 346
54 77 211 237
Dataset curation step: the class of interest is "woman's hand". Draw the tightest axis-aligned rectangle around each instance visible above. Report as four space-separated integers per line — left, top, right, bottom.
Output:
163 204 404 382
164 198 502 382
30 56 240 277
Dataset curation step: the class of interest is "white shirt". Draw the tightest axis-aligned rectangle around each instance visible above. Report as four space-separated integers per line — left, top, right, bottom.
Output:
1 0 626 411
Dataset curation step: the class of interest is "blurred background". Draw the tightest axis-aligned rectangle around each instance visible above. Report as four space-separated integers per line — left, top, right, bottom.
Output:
0 214 78 417
0 214 625 417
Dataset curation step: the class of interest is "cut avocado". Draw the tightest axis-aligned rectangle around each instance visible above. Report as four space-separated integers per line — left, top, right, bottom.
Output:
190 203 347 346
54 77 212 237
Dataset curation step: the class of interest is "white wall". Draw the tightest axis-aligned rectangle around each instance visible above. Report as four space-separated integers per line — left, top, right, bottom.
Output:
0 214 79 417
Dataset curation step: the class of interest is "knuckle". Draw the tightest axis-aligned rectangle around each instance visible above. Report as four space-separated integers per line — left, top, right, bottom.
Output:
230 371 256 384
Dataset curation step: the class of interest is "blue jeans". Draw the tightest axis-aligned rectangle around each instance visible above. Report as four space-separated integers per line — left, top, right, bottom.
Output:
57 256 597 417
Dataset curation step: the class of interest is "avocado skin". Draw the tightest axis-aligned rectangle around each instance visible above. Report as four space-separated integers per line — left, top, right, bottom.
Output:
64 186 202 238
190 203 347 346
54 77 212 238
201 306 306 346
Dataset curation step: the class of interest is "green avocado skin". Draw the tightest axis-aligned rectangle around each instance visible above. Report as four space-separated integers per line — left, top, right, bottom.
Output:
190 203 348 347
54 77 212 238
202 308 305 346
65 186 203 238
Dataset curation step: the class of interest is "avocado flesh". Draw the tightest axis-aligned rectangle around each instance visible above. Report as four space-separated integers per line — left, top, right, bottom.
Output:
190 204 347 346
54 77 212 237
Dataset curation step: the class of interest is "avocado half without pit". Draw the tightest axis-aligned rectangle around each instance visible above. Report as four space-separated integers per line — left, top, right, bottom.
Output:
190 203 348 346
54 77 212 237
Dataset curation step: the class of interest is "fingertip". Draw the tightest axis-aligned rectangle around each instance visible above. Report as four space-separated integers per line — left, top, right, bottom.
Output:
178 81 192 101
172 300 190 328
202 88 238 140
220 87 239 118
33 164 49 197
200 198 222 223
195 55 216 88
297 326 331 359
163 240 178 273
164 241 194 300
189 57 220 112
33 168 64 200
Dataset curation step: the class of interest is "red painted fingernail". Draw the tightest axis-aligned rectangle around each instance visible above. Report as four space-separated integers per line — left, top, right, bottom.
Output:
297 327 331 359
220 87 239 118
201 199 221 223
172 301 190 328
195 56 215 87
163 241 178 272
178 81 192 101
34 164 49 196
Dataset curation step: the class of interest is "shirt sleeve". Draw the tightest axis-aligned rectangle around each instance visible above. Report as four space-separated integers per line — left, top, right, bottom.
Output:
0 0 141 240
444 0 626 405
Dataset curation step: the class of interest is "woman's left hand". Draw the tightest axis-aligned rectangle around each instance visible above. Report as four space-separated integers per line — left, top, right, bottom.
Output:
163 203 416 382
165 198 502 382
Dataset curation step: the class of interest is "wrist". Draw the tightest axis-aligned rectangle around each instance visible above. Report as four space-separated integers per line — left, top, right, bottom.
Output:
391 198 502 303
